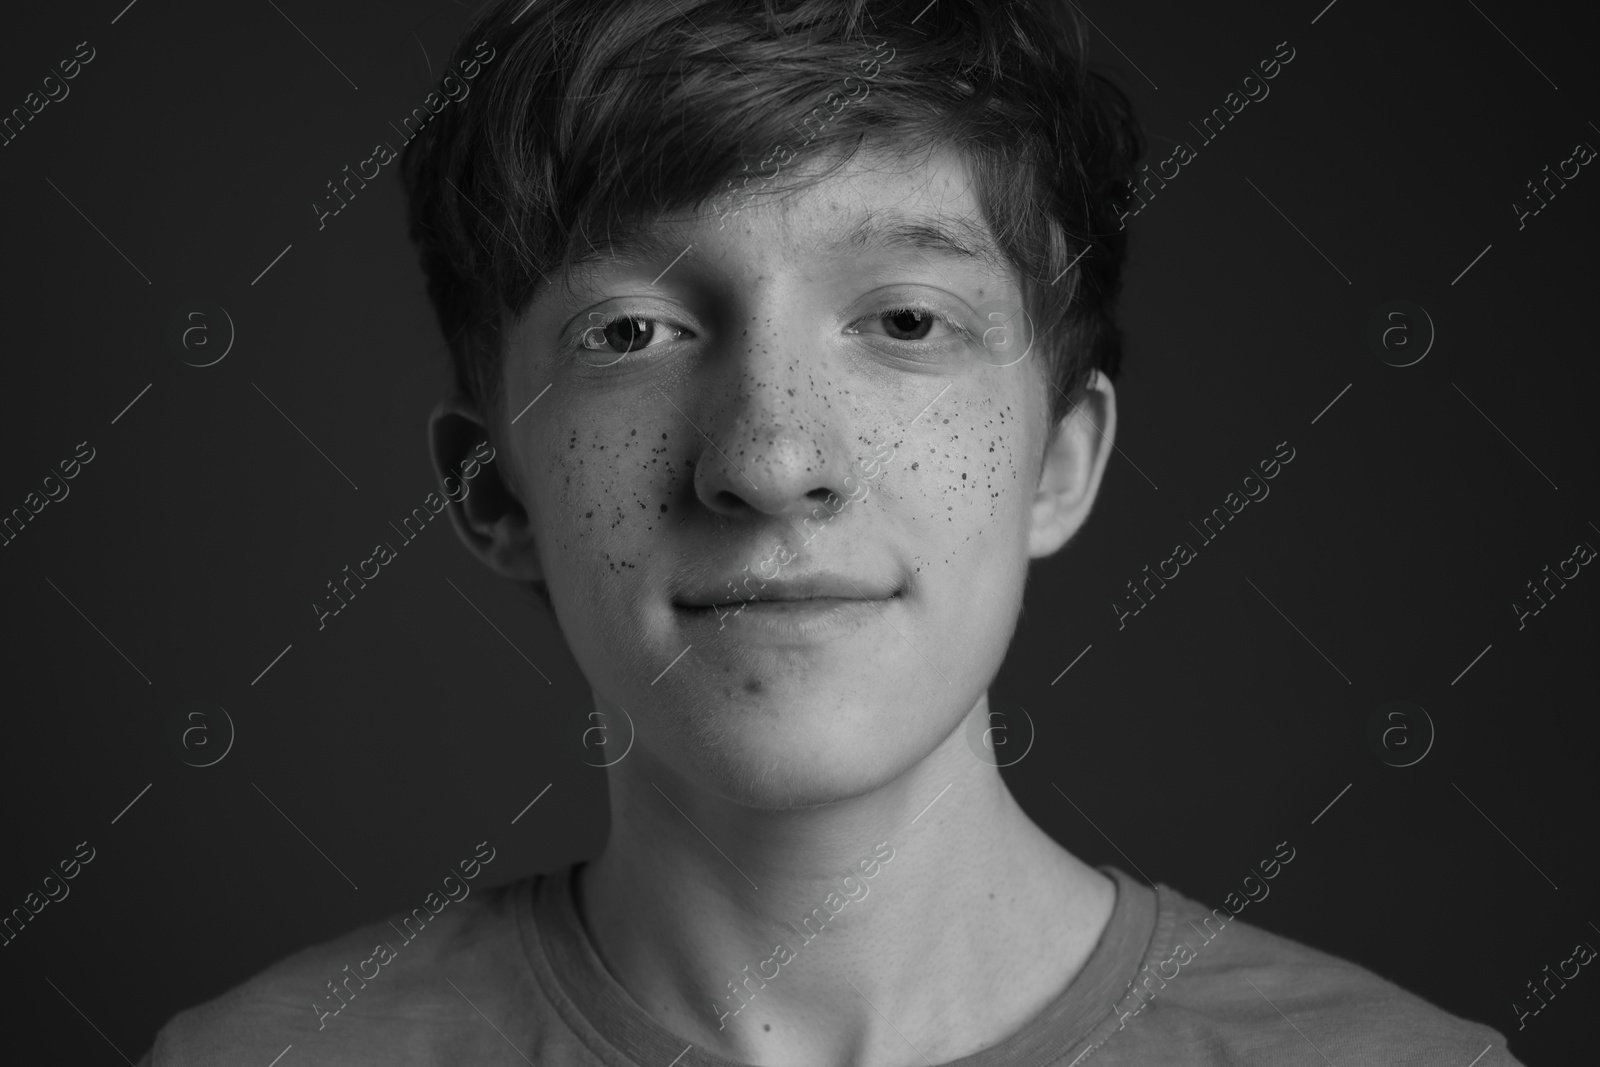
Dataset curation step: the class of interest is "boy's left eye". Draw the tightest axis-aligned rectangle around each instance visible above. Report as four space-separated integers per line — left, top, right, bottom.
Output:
851 305 968 344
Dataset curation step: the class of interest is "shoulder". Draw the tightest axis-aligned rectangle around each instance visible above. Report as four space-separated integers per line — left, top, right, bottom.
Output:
141 876 551 1067
1092 882 1524 1066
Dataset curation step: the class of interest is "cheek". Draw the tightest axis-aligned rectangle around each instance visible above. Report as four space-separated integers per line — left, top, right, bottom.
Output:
533 412 695 579
897 391 1035 563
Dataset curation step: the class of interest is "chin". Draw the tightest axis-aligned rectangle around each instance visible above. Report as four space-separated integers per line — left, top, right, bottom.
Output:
658 686 959 811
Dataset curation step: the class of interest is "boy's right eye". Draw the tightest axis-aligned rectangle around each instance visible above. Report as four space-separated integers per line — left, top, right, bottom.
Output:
575 313 691 364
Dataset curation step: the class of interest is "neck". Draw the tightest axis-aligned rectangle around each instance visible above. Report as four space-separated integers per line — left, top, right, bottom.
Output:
575 696 1116 1067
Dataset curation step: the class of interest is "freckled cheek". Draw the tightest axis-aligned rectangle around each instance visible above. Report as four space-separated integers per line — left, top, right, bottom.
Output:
530 422 692 558
894 416 1027 536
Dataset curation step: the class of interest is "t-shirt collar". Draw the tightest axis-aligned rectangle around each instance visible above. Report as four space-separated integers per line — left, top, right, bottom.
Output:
518 863 1163 1067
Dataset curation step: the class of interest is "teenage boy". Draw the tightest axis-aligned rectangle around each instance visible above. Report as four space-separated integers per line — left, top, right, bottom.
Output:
140 1 1521 1064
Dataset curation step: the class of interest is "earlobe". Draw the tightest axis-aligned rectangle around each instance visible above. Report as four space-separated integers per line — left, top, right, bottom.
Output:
1028 371 1116 559
427 397 544 583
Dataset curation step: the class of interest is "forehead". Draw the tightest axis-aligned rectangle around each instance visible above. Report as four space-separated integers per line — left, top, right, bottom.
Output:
563 145 1015 290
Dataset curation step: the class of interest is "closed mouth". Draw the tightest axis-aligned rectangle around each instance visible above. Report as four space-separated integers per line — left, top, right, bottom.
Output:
679 589 903 612
674 571 902 610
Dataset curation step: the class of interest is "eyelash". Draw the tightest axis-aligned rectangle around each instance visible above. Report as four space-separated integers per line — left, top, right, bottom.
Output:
850 304 974 347
567 303 972 359
570 313 687 360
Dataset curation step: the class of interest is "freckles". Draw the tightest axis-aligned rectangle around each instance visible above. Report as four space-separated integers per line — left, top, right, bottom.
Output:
904 394 1017 567
553 418 688 576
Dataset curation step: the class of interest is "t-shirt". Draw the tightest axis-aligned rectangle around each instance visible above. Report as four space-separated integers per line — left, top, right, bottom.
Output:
138 865 1521 1066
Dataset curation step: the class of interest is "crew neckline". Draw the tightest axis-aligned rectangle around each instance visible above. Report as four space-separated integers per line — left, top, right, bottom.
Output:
516 863 1170 1067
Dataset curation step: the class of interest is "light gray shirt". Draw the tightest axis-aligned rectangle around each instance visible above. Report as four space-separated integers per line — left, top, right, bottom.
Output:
139 866 1520 1066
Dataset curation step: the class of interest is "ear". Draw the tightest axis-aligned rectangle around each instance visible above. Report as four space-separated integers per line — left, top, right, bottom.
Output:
1028 370 1117 558
427 395 544 582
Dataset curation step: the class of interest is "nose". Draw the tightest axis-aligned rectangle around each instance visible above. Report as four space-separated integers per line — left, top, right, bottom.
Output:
681 356 858 523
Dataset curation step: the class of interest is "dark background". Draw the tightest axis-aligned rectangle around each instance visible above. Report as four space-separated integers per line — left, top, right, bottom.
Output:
1 0 1595 1063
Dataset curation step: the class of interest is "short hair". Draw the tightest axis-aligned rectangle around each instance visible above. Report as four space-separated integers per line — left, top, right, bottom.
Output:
400 0 1144 607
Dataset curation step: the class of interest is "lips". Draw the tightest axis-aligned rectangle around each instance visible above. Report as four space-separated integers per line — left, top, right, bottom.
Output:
674 571 901 609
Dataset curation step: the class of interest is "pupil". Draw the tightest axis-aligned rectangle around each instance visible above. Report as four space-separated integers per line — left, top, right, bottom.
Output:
886 309 932 340
604 317 649 352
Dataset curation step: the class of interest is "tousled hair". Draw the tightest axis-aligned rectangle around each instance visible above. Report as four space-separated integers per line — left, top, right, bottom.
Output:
401 0 1143 428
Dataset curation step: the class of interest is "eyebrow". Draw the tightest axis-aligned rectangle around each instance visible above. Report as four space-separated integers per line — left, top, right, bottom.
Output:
834 208 1009 274
562 207 1009 285
567 226 691 277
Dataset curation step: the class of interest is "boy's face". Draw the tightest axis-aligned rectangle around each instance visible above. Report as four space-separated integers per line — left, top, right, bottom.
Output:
459 144 1112 808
